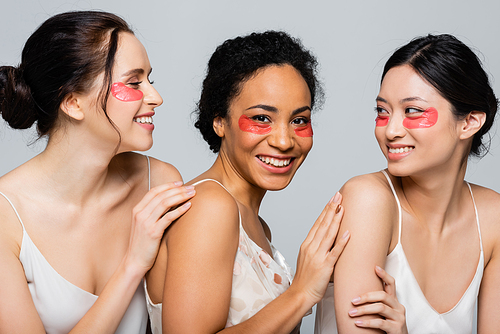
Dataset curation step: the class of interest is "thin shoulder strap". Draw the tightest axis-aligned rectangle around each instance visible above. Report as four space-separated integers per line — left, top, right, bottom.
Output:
146 155 151 191
381 170 402 243
192 179 233 196
466 182 483 252
0 191 26 231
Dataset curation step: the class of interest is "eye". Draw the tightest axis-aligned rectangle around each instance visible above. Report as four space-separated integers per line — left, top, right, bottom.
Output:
292 117 309 125
375 106 389 116
405 107 424 114
251 115 271 123
128 81 143 88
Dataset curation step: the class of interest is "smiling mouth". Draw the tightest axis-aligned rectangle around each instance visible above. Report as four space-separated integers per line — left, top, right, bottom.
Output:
134 116 153 124
388 146 414 154
257 155 292 167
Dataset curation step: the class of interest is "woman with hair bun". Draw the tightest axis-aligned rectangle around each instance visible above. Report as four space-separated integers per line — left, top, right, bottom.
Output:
316 34 500 334
0 11 195 333
145 30 405 334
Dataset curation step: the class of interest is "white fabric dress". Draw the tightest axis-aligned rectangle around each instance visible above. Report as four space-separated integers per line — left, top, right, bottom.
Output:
315 171 483 334
145 179 298 334
0 191 148 334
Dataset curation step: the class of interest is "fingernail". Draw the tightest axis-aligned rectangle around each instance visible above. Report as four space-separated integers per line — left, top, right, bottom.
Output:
185 185 195 190
348 308 357 316
333 191 341 203
335 204 342 214
187 190 195 195
182 201 192 208
174 181 183 186
351 296 360 304
342 230 350 239
355 320 363 326
375 265 382 271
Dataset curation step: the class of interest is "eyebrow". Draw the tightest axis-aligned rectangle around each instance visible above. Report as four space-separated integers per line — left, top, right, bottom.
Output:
376 96 428 104
121 68 153 77
245 104 311 115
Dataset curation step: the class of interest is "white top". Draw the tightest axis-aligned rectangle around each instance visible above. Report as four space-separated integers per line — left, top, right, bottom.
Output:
315 171 483 334
145 179 298 334
0 192 148 334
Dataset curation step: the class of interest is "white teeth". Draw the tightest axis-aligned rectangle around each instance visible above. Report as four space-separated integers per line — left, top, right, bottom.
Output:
389 147 413 154
134 116 153 124
258 156 291 167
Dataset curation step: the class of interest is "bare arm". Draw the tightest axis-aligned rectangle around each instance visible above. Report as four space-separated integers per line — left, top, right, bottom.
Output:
333 174 397 333
163 187 347 334
477 189 500 333
0 169 195 333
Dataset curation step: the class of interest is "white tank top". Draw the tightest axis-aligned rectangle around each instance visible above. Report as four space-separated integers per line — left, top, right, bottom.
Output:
0 156 151 334
315 171 483 334
144 179 298 334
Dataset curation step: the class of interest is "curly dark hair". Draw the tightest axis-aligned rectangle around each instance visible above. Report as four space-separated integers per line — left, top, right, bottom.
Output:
194 30 323 153
382 34 498 157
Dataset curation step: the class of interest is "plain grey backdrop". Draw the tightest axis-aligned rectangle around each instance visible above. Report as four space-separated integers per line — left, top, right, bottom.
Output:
1 1 499 332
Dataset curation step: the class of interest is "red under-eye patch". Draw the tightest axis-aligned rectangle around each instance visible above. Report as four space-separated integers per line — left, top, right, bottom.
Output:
403 107 438 129
238 115 271 135
294 122 313 137
375 115 389 127
111 82 143 102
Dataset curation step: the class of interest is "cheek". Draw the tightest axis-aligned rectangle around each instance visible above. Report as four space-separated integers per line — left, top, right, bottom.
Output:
375 116 389 127
294 122 313 137
238 115 271 135
403 107 438 129
111 82 143 102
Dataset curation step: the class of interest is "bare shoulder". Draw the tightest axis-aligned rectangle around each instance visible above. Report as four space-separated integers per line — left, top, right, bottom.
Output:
0 193 23 257
112 153 181 187
469 184 500 247
167 179 239 240
340 171 398 220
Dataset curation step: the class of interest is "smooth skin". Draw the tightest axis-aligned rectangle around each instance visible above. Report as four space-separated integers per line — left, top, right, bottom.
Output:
146 64 349 334
0 32 195 333
332 65 500 333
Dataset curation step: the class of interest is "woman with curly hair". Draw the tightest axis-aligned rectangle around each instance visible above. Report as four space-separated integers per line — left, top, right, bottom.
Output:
145 31 405 333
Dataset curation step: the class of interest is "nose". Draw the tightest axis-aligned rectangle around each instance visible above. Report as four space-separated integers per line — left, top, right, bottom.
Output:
268 123 295 152
385 113 406 140
143 84 163 107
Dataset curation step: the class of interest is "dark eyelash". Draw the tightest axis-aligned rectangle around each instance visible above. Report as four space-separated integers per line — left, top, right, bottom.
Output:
129 81 142 86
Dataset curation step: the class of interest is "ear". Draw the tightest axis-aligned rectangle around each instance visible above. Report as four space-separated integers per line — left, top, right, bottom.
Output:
213 116 225 138
459 111 486 140
60 93 85 121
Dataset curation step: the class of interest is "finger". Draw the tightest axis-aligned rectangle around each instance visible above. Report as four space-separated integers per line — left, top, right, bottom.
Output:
351 290 400 310
304 192 342 243
349 302 404 321
133 181 184 212
155 201 192 232
354 318 393 332
145 187 196 222
375 265 396 297
318 204 344 252
326 228 350 265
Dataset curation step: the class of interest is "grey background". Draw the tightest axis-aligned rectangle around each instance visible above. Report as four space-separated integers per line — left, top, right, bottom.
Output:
1 1 499 332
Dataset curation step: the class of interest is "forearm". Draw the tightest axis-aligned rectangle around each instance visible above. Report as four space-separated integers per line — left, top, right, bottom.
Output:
69 257 145 333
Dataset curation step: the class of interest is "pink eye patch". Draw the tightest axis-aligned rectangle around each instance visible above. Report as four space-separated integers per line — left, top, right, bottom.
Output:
294 122 313 137
238 115 271 135
375 115 389 127
111 82 143 102
403 107 438 129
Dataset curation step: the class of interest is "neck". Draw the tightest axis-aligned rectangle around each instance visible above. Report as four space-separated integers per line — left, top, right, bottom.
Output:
396 159 469 232
206 154 267 213
31 128 120 206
